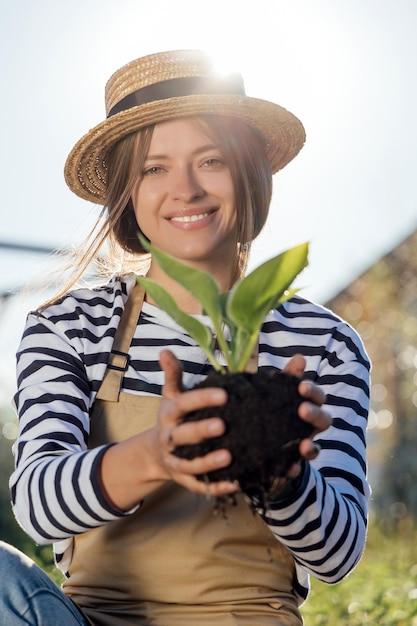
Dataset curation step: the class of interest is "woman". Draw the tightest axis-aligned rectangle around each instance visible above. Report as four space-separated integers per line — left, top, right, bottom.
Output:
2 50 370 625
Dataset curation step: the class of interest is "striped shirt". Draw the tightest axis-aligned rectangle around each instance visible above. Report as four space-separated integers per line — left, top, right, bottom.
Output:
10 273 371 604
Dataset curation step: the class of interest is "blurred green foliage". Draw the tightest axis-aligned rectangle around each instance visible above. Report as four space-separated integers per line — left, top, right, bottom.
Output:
302 518 417 625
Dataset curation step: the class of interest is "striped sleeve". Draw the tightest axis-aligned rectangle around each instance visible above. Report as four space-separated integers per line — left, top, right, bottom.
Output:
258 296 370 602
10 279 140 545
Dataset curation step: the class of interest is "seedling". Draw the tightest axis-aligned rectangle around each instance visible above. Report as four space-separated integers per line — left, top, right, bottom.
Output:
136 236 309 373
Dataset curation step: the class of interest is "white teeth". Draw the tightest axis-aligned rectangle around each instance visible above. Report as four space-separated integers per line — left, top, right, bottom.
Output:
170 212 211 223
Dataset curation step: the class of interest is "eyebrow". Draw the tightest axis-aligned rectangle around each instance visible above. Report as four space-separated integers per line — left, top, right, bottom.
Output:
145 143 220 161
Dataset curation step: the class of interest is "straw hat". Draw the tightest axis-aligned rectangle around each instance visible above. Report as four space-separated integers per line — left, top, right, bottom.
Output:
64 49 306 204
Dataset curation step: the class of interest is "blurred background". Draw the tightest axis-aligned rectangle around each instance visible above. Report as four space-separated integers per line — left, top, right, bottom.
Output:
1 1 416 623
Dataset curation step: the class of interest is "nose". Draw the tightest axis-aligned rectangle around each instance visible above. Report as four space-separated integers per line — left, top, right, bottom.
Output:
171 165 204 202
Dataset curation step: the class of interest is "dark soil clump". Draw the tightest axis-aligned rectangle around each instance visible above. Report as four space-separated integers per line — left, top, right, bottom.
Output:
173 369 314 500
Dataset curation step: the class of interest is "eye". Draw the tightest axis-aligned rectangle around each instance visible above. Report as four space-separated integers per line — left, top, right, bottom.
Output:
201 157 226 169
143 165 164 176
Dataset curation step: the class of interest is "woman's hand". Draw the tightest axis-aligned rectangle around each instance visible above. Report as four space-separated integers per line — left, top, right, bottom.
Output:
282 354 332 478
100 351 329 510
151 349 238 498
155 351 331 493
99 350 237 511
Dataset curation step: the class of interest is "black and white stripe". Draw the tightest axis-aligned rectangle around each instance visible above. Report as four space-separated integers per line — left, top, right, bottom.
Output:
10 274 370 604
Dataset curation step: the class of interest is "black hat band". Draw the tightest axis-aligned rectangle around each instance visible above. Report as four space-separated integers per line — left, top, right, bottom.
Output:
107 74 245 118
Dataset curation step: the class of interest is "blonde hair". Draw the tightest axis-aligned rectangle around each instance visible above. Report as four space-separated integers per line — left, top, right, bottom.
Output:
40 116 272 308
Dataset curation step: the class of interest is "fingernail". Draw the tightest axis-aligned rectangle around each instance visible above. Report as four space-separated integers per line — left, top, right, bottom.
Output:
212 389 227 402
215 451 229 463
306 444 321 460
208 420 223 434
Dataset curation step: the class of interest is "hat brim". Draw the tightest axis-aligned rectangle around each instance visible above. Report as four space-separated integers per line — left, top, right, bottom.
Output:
64 94 306 204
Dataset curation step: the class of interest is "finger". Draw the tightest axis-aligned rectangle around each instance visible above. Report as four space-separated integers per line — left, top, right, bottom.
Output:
203 479 240 499
286 461 303 479
179 475 239 498
299 438 321 461
298 379 326 406
166 425 176 451
170 447 233 478
283 354 306 378
160 349 184 399
298 401 332 433
163 386 228 424
163 446 238 497
168 417 226 449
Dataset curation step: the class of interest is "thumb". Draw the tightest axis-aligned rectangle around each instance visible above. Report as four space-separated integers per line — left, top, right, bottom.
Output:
160 349 183 399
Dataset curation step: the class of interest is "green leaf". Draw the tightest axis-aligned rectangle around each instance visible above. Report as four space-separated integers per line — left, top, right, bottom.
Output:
138 235 223 330
135 276 223 370
226 242 309 333
137 234 309 373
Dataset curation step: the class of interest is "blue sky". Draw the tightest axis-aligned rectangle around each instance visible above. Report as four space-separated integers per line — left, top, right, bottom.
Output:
1 0 416 400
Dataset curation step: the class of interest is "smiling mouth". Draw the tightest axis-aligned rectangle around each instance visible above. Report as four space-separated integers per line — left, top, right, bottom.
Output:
169 210 215 223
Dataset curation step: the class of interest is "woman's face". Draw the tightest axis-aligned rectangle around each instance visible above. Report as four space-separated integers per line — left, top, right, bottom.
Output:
131 118 237 275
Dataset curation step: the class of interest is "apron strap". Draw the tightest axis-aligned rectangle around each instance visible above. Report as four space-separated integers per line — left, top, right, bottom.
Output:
96 282 145 402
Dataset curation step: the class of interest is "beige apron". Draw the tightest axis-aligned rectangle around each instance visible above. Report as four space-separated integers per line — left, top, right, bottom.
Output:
63 284 302 626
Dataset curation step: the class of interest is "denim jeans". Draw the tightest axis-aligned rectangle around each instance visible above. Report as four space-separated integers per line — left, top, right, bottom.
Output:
0 541 89 626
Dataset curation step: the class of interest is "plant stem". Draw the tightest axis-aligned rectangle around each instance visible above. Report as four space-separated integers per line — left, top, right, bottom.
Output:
235 331 259 372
